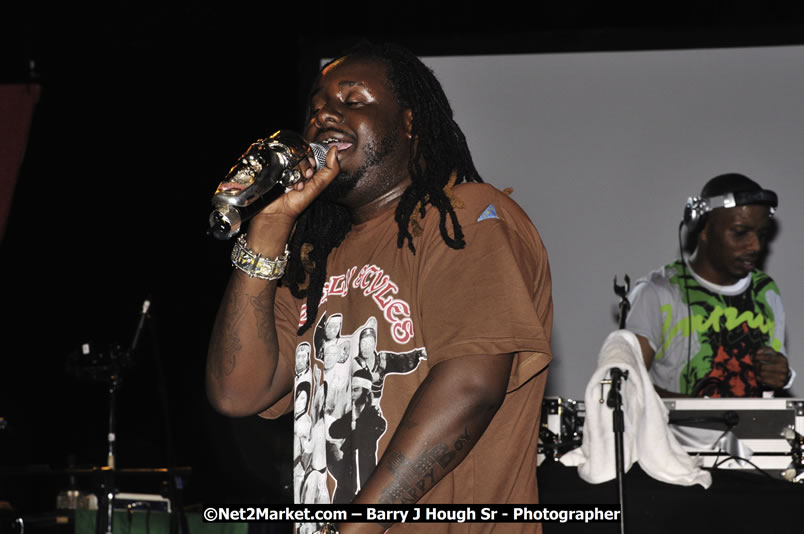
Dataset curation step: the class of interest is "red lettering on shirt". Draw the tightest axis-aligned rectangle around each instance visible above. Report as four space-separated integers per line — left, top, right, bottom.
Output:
328 274 349 297
298 304 307 329
371 280 398 309
392 318 414 344
302 263 415 345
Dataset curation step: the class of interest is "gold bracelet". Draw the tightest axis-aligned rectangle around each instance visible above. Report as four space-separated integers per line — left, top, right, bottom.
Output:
231 234 289 280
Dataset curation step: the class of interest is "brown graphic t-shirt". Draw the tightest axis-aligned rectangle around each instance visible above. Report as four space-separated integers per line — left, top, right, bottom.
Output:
263 183 553 533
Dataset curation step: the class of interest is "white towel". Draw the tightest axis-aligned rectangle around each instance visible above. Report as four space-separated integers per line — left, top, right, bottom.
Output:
560 330 712 488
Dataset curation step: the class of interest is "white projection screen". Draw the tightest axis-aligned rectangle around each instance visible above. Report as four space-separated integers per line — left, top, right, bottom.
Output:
421 45 804 399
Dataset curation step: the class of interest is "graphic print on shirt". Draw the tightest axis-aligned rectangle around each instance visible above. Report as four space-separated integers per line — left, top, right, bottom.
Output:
293 341 329 509
662 260 780 397
292 313 427 509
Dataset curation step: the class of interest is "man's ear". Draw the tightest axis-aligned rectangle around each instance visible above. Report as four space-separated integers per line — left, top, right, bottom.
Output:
404 109 413 138
698 219 710 246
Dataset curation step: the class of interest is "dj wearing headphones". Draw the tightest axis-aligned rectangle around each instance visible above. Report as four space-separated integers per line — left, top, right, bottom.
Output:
626 173 794 398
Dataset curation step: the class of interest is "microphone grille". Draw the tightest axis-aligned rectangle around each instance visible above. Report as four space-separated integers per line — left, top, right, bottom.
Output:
308 143 329 170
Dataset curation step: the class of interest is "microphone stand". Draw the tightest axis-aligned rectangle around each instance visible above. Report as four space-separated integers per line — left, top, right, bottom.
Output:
606 367 629 534
68 298 187 533
66 299 151 534
100 368 121 534
608 275 631 534
84 343 125 534
613 275 631 330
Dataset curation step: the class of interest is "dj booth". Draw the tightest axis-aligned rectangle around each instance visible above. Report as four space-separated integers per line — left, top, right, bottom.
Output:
537 396 804 533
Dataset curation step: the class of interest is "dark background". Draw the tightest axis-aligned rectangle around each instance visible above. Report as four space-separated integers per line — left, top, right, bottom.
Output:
1 2 804 516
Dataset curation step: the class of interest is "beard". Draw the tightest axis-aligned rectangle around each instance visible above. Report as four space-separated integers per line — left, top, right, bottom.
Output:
321 133 401 202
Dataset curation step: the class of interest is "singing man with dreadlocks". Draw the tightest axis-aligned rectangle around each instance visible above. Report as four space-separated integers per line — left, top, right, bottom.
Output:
207 43 553 534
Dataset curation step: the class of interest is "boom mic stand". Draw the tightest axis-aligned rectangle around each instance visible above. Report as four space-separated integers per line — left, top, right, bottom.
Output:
67 298 151 534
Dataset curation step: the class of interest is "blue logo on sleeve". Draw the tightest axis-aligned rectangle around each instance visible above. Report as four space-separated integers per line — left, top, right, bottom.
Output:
477 204 498 222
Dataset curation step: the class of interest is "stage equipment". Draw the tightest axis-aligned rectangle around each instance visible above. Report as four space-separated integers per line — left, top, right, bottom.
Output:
208 130 328 240
62 298 189 534
538 397 585 464
540 396 804 482
666 397 804 478
114 492 171 513
780 425 804 482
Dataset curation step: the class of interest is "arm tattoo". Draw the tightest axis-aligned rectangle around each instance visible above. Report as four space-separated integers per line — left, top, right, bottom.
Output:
250 284 276 342
454 426 471 452
379 428 474 504
210 286 249 377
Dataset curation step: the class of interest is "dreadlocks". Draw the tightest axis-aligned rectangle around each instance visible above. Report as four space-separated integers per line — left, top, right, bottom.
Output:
285 42 483 335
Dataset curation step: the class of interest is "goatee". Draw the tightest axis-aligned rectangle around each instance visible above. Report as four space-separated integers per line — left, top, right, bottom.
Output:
321 134 399 201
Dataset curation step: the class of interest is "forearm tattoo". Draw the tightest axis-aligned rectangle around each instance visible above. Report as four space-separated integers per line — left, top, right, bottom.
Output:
250 284 275 343
379 427 474 504
209 286 249 377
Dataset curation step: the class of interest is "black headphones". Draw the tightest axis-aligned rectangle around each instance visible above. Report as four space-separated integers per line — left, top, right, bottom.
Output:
683 189 778 233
